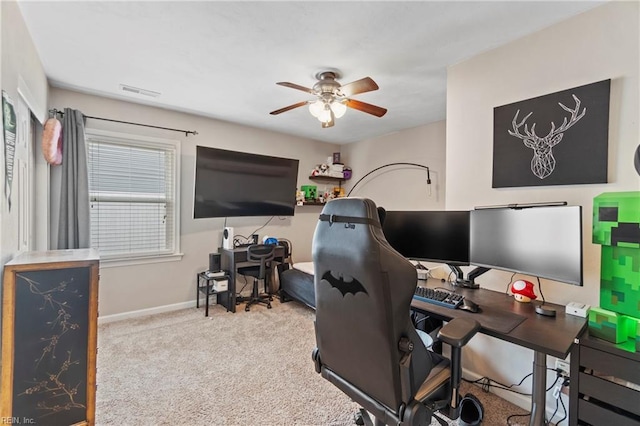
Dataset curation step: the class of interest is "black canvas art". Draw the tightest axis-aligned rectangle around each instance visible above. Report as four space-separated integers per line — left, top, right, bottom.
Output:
493 79 610 188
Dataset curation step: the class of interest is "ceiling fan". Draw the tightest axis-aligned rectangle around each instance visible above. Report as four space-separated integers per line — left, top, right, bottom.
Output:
270 70 388 128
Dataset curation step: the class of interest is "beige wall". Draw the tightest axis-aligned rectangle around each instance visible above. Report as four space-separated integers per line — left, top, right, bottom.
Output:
446 1 639 412
342 121 447 210
49 88 339 316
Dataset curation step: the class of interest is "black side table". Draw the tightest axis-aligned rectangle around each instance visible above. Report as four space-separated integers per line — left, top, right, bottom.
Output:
196 272 230 316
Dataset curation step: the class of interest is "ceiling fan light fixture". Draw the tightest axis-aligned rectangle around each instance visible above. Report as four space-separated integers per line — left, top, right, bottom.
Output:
309 100 324 118
318 105 332 123
330 100 347 118
271 70 386 127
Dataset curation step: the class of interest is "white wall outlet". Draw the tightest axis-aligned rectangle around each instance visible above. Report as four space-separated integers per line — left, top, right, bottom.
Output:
555 359 570 377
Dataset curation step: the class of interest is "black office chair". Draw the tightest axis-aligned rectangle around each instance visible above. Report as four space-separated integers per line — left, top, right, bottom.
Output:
312 198 480 425
237 244 275 311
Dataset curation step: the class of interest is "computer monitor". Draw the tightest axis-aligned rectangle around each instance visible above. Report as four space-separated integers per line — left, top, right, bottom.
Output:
382 210 475 284
469 205 583 286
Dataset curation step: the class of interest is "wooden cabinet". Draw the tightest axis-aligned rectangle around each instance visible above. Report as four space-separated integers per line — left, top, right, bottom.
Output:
1 249 99 426
570 330 640 426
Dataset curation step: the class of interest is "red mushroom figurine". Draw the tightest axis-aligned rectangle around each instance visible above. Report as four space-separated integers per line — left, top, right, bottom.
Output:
510 279 537 303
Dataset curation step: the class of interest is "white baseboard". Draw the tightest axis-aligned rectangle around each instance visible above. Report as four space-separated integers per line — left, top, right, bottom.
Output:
462 368 569 423
98 300 197 324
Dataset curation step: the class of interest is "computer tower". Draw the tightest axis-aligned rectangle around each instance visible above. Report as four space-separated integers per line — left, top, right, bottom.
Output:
209 253 221 272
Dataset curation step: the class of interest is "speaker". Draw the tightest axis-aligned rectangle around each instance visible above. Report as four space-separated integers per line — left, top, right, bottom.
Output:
222 227 234 249
209 253 221 272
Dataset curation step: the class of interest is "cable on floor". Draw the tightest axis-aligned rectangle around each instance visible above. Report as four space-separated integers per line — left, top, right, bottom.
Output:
466 372 564 425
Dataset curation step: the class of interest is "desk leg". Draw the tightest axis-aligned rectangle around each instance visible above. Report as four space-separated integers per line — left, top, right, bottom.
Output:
205 280 210 317
229 270 236 313
530 351 547 426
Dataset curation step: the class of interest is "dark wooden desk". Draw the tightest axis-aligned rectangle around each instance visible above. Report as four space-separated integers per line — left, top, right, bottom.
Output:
411 279 588 426
219 246 285 313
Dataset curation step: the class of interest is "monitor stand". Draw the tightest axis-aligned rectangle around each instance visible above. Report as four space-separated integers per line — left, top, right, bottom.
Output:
448 265 490 289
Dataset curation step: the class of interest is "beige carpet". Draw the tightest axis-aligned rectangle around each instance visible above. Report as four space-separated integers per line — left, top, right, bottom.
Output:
96 299 530 425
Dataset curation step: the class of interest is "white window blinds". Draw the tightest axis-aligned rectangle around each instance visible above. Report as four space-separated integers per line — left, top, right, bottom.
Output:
86 131 180 260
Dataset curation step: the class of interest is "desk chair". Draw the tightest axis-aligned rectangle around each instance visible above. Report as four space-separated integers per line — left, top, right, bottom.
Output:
237 244 275 311
312 198 480 425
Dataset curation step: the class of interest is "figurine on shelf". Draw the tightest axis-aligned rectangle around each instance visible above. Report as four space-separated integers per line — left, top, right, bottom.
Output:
510 280 537 303
342 166 352 180
323 190 336 203
296 190 305 204
311 163 331 177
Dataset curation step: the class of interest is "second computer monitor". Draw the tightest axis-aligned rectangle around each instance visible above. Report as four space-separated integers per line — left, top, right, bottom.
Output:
382 210 470 265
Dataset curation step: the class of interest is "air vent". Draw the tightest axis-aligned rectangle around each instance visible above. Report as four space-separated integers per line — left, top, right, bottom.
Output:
119 84 161 98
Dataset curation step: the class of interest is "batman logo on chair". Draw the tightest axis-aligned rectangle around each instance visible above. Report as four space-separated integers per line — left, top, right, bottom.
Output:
321 271 367 297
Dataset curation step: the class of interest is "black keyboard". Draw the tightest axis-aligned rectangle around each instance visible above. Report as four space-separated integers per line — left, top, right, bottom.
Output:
413 287 464 309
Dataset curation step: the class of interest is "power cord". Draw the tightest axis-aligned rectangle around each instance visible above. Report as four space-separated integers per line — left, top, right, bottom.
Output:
506 272 518 294
548 377 570 425
248 216 275 241
464 372 534 396
536 276 547 304
506 412 531 426
507 376 564 426
227 216 278 248
555 387 568 425
233 235 254 247
465 369 566 425
235 276 250 299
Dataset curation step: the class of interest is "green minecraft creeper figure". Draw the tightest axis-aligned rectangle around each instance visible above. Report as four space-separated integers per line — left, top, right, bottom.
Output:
592 191 640 323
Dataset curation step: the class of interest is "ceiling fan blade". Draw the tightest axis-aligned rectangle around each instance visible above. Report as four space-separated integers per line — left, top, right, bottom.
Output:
340 77 379 97
270 101 309 115
345 99 387 117
276 82 315 94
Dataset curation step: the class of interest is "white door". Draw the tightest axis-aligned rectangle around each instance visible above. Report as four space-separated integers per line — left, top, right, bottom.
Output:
16 96 33 252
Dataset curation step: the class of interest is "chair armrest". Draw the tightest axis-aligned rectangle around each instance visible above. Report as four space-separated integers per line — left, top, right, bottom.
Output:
437 318 480 348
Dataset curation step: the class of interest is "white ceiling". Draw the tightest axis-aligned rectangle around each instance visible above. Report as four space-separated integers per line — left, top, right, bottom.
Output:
18 1 605 144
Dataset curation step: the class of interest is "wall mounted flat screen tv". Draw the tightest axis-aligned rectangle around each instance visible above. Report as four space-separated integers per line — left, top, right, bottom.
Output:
382 210 470 265
193 146 299 218
469 205 583 285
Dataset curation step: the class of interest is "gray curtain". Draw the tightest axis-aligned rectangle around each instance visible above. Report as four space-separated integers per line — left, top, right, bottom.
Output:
57 108 90 249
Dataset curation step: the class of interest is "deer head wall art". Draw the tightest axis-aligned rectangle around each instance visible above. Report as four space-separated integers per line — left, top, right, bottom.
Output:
492 79 610 188
509 95 586 179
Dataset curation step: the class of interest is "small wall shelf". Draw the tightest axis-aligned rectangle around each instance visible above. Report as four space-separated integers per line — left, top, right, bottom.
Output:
308 175 345 185
297 201 326 206
301 174 350 205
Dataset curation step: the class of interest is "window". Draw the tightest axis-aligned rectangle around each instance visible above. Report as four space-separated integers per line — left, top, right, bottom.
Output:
86 130 181 264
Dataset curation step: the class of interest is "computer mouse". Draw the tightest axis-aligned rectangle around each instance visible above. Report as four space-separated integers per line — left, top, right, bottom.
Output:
459 299 480 313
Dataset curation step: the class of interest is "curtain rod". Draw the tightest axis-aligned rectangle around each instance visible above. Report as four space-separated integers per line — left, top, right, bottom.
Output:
50 108 198 137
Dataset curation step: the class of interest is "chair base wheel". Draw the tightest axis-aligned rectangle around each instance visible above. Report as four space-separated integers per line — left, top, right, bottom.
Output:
243 294 272 312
